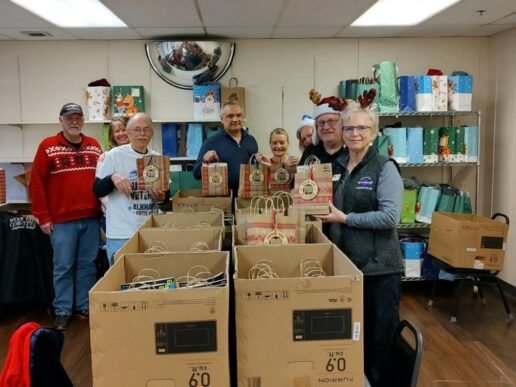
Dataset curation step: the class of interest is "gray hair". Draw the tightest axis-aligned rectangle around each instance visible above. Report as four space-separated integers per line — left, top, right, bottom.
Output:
341 101 379 138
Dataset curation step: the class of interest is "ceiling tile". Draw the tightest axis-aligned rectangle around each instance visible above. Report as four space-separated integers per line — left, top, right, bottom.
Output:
337 26 408 38
397 25 482 37
136 27 206 39
0 28 76 40
0 1 55 28
422 0 516 25
102 0 201 28
273 26 341 39
462 24 516 36
64 27 143 40
279 0 376 27
206 27 273 39
198 0 283 27
493 12 516 24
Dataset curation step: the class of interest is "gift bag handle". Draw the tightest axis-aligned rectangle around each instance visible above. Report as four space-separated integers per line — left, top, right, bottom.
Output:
229 77 239 87
304 155 320 166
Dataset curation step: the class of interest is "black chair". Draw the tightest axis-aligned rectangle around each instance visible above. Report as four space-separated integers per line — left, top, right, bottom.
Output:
378 319 424 387
428 213 513 323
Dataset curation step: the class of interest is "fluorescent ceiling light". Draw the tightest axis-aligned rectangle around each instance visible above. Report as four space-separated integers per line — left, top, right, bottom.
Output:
10 0 127 27
352 0 461 26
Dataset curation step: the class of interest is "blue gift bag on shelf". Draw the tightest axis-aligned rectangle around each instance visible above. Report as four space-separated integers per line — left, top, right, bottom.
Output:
415 75 432 112
162 123 179 157
186 123 203 158
383 127 407 163
407 127 424 163
193 84 221 121
400 238 426 278
448 74 473 111
399 76 416 112
463 126 478 162
416 185 442 223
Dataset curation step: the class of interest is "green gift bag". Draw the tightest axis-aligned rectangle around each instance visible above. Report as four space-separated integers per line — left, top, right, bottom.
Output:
438 127 456 162
423 127 439 163
373 135 390 157
453 191 473 214
436 185 458 212
170 169 202 197
373 61 398 112
356 83 379 111
401 188 418 223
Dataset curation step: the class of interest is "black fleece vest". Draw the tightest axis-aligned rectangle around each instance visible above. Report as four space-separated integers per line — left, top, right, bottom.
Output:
333 147 403 276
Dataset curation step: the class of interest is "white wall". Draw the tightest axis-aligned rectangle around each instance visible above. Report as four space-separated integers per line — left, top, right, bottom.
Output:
487 27 516 286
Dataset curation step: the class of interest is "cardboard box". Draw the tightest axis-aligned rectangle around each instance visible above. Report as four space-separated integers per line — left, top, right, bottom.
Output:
90 251 230 387
428 212 509 270
115 228 222 260
173 189 233 214
140 212 224 230
233 244 364 386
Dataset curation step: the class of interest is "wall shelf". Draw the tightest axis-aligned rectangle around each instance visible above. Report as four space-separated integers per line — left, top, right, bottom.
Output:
400 161 478 168
378 111 478 117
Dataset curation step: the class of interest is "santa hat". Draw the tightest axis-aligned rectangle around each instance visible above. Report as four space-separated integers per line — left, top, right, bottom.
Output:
309 89 347 145
296 115 315 139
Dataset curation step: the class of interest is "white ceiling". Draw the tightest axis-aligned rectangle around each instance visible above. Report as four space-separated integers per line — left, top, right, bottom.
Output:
0 0 515 41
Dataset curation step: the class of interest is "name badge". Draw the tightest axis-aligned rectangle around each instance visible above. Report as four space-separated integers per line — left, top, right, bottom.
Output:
332 174 341 182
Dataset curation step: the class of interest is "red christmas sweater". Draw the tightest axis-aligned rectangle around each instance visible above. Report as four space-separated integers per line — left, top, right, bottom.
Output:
29 131 103 225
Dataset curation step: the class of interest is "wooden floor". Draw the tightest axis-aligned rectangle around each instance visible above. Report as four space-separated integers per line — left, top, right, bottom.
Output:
1 281 515 387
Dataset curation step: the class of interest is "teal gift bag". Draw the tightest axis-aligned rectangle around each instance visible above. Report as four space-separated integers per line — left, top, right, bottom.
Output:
436 185 458 212
416 185 442 223
373 134 390 157
383 127 407 163
373 61 398 112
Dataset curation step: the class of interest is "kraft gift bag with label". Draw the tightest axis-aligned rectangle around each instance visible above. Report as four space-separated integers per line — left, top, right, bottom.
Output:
423 127 439 163
415 76 432 112
238 157 269 199
201 162 229 197
448 74 473 111
431 76 448 111
85 86 111 121
221 77 245 110
383 127 408 163
407 127 424 163
112 86 145 117
193 84 221 121
398 76 416 112
137 155 170 191
292 161 332 215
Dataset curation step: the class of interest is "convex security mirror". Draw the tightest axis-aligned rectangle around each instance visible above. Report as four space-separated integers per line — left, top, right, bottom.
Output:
145 41 236 90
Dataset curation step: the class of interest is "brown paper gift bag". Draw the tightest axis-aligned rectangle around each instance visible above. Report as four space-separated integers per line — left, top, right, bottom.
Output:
221 77 245 110
201 162 229 197
268 162 296 193
238 158 269 199
136 155 170 191
292 161 332 215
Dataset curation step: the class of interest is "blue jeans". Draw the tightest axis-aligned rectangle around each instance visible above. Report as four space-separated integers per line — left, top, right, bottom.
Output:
106 238 129 265
50 218 100 316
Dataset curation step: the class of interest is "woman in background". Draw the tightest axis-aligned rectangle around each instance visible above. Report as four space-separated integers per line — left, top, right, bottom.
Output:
296 115 315 152
107 116 129 149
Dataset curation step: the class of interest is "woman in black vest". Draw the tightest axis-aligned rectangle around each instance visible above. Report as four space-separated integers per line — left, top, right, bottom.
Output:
318 100 404 387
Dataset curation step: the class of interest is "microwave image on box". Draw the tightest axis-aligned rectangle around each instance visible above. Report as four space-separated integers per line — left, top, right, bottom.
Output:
293 308 352 341
155 320 217 354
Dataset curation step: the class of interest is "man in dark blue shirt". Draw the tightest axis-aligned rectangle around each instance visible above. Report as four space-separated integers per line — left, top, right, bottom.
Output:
193 101 258 191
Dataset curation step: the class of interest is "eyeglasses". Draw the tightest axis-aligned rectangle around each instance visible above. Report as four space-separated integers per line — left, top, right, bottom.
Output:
342 125 371 135
316 119 340 129
130 127 152 135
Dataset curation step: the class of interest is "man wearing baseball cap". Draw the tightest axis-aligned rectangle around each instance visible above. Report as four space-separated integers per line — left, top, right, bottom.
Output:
30 103 103 330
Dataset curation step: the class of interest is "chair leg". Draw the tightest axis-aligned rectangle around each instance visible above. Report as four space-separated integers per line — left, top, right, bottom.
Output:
428 278 438 307
494 278 514 322
476 283 486 305
451 278 466 323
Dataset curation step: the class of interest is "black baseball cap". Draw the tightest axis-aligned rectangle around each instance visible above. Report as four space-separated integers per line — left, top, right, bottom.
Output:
59 103 83 117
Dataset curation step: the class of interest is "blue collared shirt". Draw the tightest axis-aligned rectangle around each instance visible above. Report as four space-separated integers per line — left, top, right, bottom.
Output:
193 129 258 190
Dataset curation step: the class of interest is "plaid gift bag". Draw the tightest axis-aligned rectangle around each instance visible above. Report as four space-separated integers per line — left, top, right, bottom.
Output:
201 162 229 197
292 161 332 215
136 155 170 191
245 197 299 245
268 162 296 193
238 157 269 198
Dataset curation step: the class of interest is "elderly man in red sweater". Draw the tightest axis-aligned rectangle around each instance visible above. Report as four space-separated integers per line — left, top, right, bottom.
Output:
30 103 102 331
